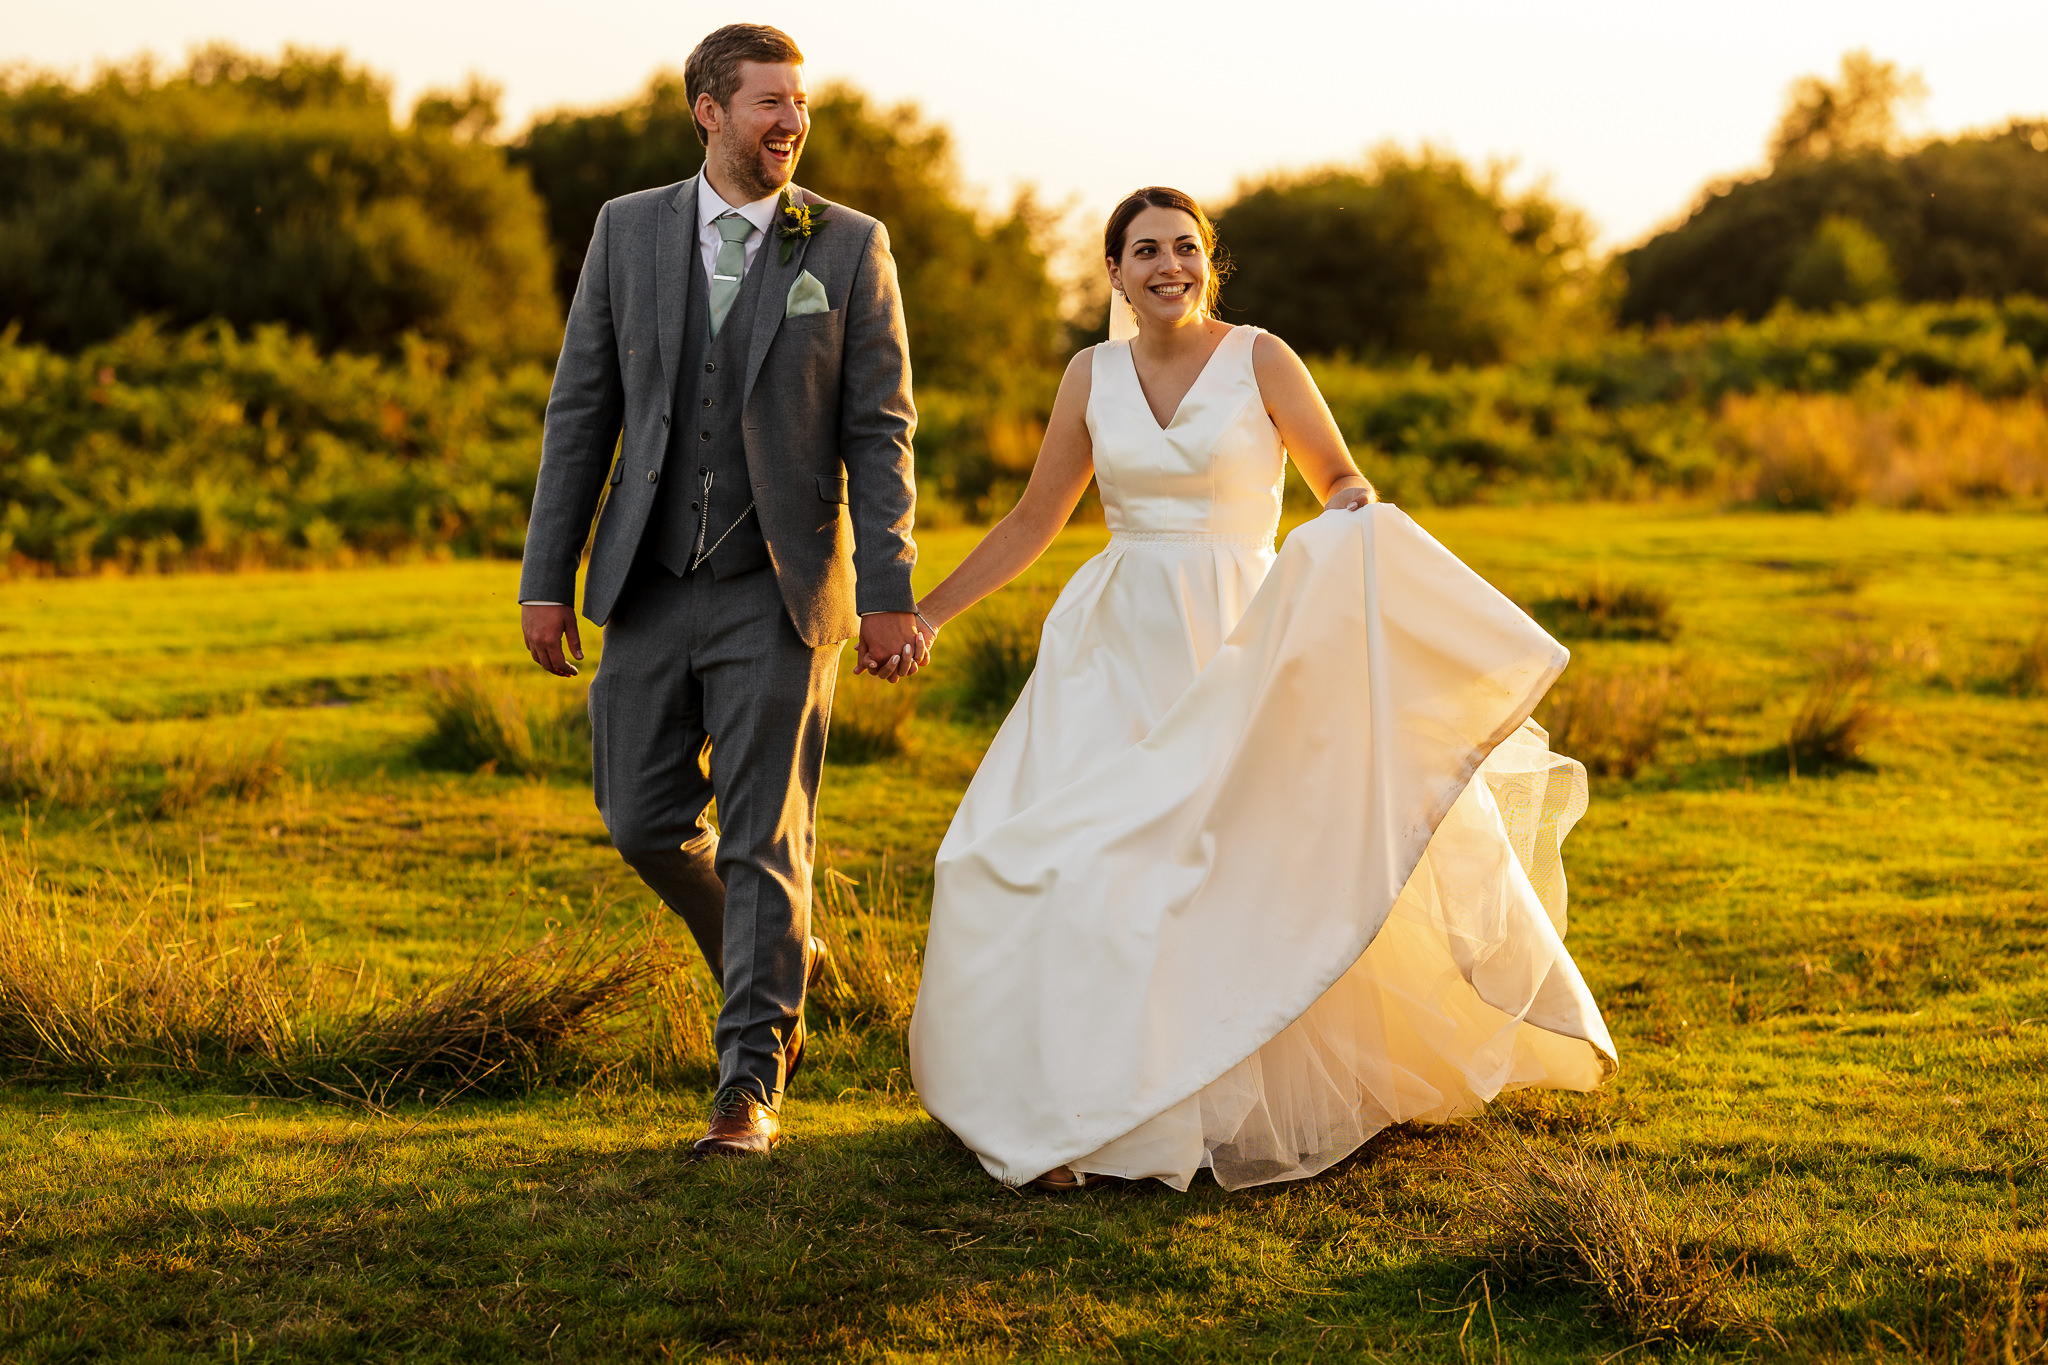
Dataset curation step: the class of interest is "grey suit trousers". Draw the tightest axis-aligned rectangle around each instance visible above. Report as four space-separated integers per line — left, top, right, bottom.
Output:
591 560 837 1105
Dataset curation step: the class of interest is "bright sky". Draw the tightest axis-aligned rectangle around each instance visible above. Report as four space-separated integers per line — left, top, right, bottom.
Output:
11 0 2047 250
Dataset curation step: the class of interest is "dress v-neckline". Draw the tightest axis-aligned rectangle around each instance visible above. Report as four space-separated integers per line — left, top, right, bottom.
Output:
1126 326 1238 433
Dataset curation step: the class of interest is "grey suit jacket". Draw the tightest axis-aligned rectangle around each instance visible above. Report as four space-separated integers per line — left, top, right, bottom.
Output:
519 175 919 646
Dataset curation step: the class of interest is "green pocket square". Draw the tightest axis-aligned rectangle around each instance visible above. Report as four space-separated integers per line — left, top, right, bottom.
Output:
785 270 830 318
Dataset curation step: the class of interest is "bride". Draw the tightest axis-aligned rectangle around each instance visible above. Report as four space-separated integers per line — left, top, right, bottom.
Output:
902 187 1616 1192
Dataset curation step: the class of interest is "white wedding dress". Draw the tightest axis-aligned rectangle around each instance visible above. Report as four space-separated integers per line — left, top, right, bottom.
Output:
907 326 1617 1190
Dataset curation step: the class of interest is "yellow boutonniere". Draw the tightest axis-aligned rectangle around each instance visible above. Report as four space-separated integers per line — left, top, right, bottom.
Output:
777 189 829 265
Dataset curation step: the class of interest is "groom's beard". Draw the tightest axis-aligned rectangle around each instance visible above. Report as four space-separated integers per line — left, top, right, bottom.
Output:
716 134 802 204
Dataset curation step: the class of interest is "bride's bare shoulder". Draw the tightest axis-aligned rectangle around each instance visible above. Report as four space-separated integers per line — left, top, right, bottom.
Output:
1046 346 1098 425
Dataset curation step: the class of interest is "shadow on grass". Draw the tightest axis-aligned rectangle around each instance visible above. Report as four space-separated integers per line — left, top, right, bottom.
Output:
0 1092 1659 1363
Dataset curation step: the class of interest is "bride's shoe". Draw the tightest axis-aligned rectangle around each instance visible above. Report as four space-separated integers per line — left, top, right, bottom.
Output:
1027 1165 1091 1193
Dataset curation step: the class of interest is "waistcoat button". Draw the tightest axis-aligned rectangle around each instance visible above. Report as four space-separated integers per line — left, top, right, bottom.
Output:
705 362 716 373
647 469 658 483
699 431 710 441
661 414 670 426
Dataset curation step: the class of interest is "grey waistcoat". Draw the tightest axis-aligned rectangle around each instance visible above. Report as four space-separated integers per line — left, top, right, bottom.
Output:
649 245 771 578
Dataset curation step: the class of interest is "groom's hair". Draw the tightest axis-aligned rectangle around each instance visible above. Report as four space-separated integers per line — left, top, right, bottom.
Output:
685 24 806 146
1105 187 1232 316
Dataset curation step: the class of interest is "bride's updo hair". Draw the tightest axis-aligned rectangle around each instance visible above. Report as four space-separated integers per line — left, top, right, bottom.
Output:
1105 187 1231 316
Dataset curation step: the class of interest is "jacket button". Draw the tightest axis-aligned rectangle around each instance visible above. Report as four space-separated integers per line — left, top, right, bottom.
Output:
699 431 710 441
647 469 658 483
662 414 670 426
705 362 716 373
702 397 712 408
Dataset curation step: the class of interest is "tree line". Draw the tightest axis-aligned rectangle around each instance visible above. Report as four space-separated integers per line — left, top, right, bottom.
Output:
1 46 2044 571
7 46 2046 371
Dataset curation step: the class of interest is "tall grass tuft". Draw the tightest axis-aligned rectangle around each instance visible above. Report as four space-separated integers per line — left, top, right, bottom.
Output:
2011 625 2048 698
1431 1129 1778 1346
152 737 286 816
1538 665 1683 779
0 836 662 1100
810 866 920 1031
644 949 721 1087
1786 645 1884 773
954 586 1056 716
417 666 589 778
2 677 283 813
0 691 109 807
1866 1261 2048 1363
829 649 918 763
312 931 667 1102
1531 580 1679 641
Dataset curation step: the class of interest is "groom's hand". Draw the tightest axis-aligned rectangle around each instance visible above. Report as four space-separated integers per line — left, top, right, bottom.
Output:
856 612 928 683
522 603 584 677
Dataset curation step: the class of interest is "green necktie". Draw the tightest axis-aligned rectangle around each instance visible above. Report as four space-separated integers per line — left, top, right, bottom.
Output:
709 212 755 338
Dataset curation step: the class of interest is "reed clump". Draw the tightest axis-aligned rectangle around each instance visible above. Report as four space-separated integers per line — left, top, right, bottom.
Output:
830 650 919 763
1428 1129 1778 1346
417 666 589 778
1786 645 1884 773
1538 665 1685 779
1532 580 1679 642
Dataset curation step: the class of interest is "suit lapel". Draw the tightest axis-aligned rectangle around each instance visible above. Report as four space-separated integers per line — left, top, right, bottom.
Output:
656 177 699 403
742 186 816 404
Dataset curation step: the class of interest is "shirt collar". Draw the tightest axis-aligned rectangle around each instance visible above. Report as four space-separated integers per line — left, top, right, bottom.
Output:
697 174 782 237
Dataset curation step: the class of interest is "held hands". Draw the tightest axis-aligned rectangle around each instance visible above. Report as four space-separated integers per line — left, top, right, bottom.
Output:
856 610 933 683
523 603 584 677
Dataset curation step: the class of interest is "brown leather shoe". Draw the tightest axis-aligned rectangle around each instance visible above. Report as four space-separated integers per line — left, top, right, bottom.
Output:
784 934 830 1086
692 1087 782 1158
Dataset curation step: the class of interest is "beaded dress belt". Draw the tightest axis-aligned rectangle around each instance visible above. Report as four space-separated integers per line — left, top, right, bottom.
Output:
1109 529 1276 550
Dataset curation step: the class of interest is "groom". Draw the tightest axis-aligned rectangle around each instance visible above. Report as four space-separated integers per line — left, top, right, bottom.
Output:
519 23 928 1157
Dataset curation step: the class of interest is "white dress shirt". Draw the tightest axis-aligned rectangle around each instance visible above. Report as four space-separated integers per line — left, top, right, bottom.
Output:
519 175 782 609
696 175 782 282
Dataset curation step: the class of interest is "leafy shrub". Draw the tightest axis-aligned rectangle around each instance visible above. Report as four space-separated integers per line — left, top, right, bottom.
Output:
0 320 550 571
1314 299 2048 509
1721 385 2048 510
417 667 588 779
1532 580 1679 641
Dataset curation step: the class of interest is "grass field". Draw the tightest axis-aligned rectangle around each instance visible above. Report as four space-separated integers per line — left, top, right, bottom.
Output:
1 504 2045 1362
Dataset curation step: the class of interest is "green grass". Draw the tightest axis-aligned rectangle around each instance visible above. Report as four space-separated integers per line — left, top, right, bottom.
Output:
0 505 2045 1360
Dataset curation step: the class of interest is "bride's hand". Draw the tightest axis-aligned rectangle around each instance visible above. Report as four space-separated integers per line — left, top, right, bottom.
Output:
1324 479 1378 511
